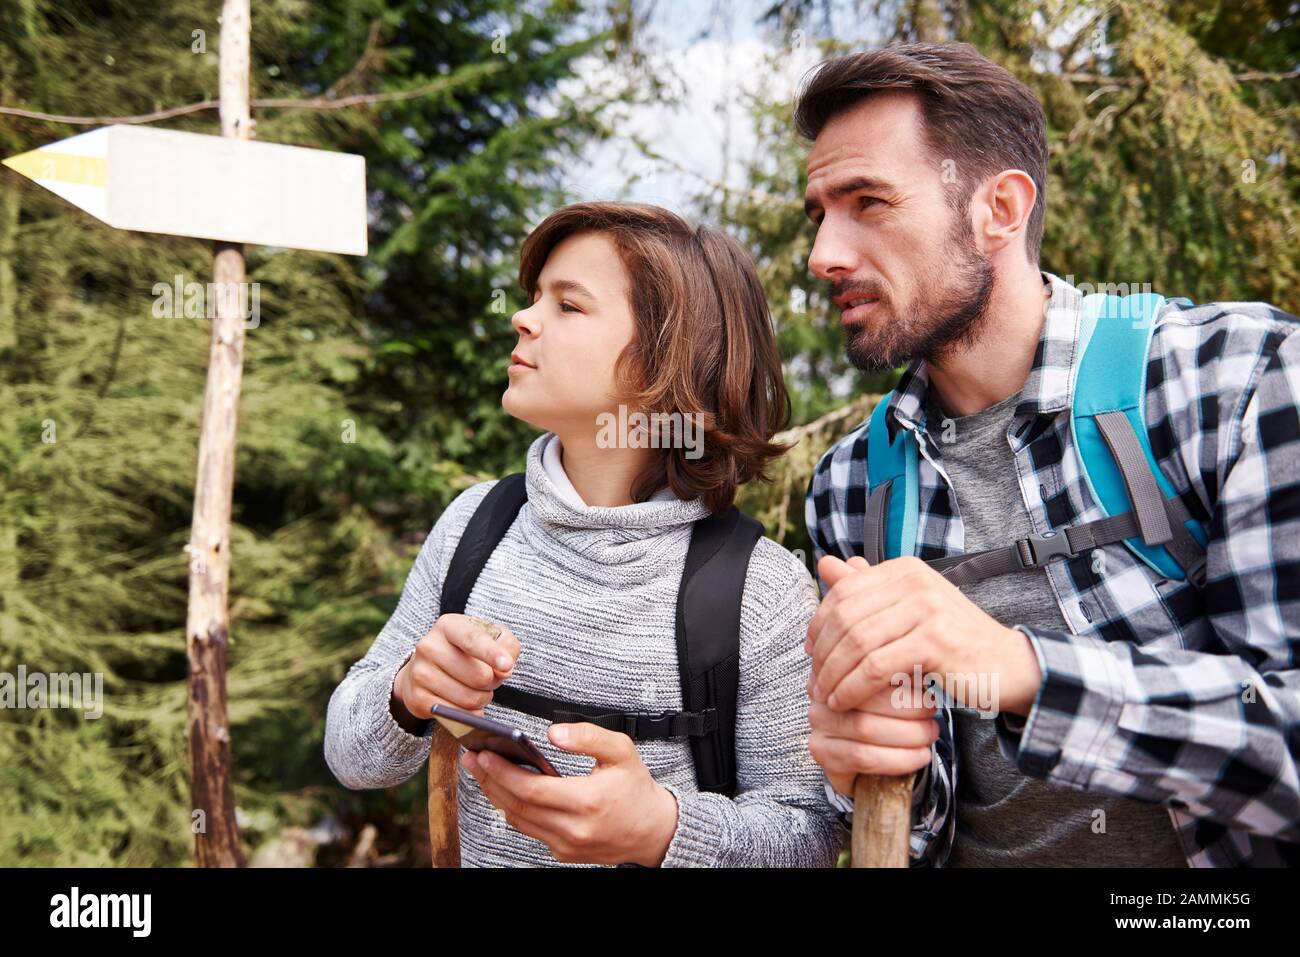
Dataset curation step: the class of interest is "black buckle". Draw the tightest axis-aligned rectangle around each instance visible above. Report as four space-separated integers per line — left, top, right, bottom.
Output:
1016 530 1076 568
565 709 709 739
618 710 676 739
639 710 676 738
697 708 719 734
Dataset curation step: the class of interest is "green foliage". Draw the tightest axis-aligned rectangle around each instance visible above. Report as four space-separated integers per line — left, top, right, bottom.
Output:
0 0 623 865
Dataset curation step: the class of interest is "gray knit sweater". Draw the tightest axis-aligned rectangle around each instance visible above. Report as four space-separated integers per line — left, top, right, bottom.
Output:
324 432 843 867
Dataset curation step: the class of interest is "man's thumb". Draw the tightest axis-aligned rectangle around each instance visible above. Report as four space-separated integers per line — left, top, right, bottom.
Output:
818 554 869 587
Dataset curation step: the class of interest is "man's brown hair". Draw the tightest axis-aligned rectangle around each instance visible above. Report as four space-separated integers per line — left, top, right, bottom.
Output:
518 202 791 514
794 42 1048 263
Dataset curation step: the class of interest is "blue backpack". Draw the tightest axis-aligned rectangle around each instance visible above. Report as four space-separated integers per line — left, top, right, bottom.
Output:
863 293 1209 589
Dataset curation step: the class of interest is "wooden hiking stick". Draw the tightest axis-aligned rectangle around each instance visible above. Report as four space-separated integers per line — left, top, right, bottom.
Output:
426 616 503 867
427 723 460 868
823 554 912 867
184 0 251 868
851 773 913 867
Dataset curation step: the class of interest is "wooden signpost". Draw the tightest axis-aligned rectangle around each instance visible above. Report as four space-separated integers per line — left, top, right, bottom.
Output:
0 126 366 255
2 0 367 866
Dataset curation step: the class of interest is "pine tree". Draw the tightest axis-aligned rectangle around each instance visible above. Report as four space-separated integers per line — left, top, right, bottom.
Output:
0 0 625 865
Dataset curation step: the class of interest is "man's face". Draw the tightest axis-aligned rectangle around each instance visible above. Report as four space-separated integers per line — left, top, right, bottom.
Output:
803 91 994 372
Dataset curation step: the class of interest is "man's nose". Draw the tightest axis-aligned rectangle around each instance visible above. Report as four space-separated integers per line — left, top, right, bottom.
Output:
807 216 860 280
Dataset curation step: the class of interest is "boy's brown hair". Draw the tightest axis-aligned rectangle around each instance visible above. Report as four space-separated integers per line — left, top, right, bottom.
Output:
518 202 791 514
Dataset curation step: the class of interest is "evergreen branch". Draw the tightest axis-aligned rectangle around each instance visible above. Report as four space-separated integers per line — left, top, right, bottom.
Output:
0 58 503 126
772 393 879 449
320 19 385 101
1059 68 1300 86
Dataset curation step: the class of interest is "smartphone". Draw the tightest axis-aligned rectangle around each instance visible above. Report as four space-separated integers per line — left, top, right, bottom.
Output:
430 703 561 776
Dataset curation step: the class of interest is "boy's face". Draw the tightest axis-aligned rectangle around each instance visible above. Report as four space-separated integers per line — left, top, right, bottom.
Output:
502 231 637 436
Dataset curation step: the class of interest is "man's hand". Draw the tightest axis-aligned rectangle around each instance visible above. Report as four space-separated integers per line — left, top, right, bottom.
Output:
459 721 679 867
806 555 1042 717
808 685 939 797
392 614 520 727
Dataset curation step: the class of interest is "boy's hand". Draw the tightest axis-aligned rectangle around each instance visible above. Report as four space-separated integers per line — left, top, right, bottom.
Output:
461 721 680 867
393 613 521 722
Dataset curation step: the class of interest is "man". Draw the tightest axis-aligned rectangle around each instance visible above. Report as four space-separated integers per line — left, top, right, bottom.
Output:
799 42 1299 866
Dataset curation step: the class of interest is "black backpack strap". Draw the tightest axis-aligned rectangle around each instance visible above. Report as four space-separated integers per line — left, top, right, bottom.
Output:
442 474 761 798
439 472 528 615
491 684 717 740
675 506 764 797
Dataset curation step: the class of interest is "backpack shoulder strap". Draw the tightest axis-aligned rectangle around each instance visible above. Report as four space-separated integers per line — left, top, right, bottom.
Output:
443 472 760 798
1072 293 1208 585
439 473 528 615
675 505 763 797
864 394 920 564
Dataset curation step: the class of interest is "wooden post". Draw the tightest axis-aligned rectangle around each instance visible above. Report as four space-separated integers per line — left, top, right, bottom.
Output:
185 0 252 868
851 773 913 867
426 727 461 867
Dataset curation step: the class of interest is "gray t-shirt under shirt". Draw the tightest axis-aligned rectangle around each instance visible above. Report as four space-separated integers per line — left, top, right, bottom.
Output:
924 387 1187 867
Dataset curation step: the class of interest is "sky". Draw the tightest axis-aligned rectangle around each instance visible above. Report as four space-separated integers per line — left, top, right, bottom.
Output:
554 0 1102 216
558 0 886 216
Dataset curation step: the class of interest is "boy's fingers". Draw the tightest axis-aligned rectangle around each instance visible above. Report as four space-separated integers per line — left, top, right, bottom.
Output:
439 614 518 672
858 683 937 719
817 555 855 587
429 639 497 690
467 615 522 662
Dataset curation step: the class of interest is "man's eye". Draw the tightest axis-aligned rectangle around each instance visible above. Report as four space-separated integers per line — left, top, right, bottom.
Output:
859 195 883 210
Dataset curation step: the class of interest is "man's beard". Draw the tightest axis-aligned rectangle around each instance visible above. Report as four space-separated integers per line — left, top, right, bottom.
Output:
838 219 995 374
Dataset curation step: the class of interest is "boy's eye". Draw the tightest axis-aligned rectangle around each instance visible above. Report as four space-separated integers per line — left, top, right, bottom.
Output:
559 300 580 313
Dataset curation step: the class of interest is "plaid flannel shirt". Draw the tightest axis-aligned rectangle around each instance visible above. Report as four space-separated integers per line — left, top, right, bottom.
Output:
806 272 1300 867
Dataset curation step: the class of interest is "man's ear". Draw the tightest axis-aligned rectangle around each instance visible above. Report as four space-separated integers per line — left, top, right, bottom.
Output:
976 169 1036 256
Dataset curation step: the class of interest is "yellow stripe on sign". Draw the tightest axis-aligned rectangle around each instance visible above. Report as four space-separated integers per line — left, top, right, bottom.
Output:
1 149 107 187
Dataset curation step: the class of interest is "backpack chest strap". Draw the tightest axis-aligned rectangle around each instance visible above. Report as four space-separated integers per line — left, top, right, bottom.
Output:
924 488 1207 589
862 330 1209 590
491 684 718 740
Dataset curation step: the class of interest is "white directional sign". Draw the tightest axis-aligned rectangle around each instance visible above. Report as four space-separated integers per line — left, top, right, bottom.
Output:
2 125 367 256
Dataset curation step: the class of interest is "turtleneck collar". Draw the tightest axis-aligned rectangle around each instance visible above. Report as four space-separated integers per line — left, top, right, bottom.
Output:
521 433 713 575
540 433 678 508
